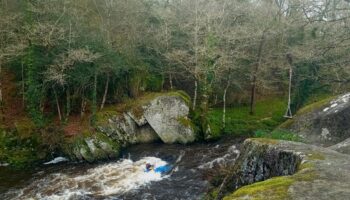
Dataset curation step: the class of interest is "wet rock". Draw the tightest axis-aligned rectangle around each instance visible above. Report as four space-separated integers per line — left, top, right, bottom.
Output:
223 138 350 200
62 132 120 162
282 93 350 146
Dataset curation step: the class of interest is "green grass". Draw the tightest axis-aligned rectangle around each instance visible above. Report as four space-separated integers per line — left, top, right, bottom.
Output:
254 129 303 142
207 97 287 137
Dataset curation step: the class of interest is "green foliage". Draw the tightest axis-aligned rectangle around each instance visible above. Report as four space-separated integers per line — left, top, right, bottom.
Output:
0 129 47 169
253 129 303 142
291 61 331 113
146 74 164 92
207 97 287 138
24 46 46 127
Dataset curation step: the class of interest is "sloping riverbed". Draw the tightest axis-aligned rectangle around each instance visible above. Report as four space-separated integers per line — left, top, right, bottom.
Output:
1 139 241 200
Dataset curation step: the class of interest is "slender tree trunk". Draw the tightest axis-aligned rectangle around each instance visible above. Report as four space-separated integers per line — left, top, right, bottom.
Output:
193 79 198 109
21 62 25 108
66 87 70 119
250 32 266 115
0 61 3 122
223 82 229 129
53 87 62 121
100 74 109 110
169 73 173 90
92 70 97 124
0 61 2 104
193 0 199 110
81 96 86 118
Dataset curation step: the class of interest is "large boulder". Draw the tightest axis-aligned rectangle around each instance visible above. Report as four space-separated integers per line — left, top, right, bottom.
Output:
97 91 195 145
222 138 350 200
144 95 195 144
281 93 350 146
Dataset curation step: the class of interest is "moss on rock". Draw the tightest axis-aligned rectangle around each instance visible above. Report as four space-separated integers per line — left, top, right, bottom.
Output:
221 139 349 200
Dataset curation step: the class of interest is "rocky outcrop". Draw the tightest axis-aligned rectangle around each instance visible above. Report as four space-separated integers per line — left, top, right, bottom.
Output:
97 92 195 145
328 137 350 155
222 138 350 200
281 93 350 146
62 132 120 162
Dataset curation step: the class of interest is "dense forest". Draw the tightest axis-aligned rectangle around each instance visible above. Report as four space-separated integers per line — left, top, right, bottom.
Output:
1 0 350 165
2 0 350 199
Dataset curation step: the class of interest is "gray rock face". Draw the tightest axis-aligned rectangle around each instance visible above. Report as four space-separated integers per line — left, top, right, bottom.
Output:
64 133 120 162
98 113 159 146
144 95 195 144
223 138 350 200
97 92 195 145
285 93 350 146
328 137 350 154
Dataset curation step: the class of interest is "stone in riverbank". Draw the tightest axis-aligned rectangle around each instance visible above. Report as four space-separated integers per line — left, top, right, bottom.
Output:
97 91 195 145
222 138 350 200
144 95 195 144
62 132 120 162
281 93 350 147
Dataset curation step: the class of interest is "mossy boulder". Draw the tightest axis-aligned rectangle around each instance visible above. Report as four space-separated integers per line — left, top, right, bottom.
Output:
144 95 195 144
280 93 350 147
62 132 120 162
221 138 350 200
97 91 195 145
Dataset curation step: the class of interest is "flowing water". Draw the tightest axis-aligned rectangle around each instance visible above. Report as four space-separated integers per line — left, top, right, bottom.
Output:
0 138 242 200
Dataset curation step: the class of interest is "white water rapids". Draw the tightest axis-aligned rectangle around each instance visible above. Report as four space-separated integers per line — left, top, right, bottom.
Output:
1 140 241 200
12 157 169 200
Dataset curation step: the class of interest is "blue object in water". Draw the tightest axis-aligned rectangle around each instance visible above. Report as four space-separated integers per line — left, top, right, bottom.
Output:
145 165 172 173
154 165 172 174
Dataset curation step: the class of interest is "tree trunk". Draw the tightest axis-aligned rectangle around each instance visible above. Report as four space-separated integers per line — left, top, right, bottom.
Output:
0 61 3 122
0 61 2 104
169 73 173 90
100 74 109 110
81 96 86 118
92 70 97 124
193 79 198 109
222 82 229 129
250 32 266 115
66 87 71 119
193 0 199 110
53 87 62 121
21 62 25 108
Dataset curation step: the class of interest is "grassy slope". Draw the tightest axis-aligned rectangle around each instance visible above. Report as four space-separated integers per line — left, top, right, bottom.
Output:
207 97 288 138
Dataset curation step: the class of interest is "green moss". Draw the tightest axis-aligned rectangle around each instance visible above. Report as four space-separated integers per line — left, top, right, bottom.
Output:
298 162 315 171
278 119 295 129
224 176 294 200
224 163 318 200
254 129 303 142
0 129 45 169
249 138 279 145
306 152 325 160
13 117 36 139
295 96 335 116
177 116 195 129
61 131 120 162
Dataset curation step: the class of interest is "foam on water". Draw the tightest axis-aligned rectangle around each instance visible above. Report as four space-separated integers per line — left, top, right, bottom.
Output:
44 157 69 165
12 157 168 200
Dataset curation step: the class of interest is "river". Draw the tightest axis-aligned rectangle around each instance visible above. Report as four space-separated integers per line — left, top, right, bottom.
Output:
0 138 242 200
